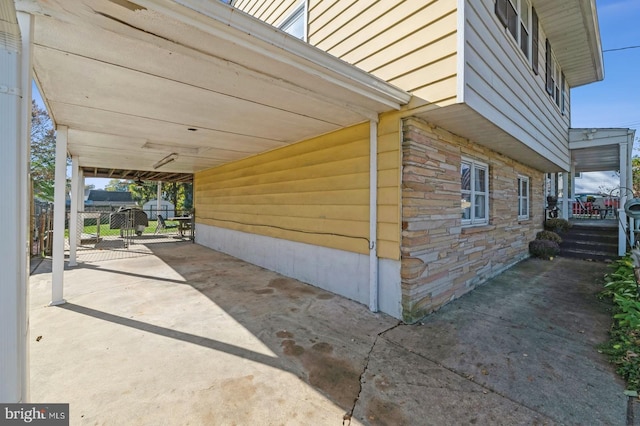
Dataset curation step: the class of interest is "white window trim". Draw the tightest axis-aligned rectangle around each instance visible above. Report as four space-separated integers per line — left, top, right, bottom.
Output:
518 0 531 61
279 2 307 41
461 158 490 227
496 0 532 65
518 175 530 220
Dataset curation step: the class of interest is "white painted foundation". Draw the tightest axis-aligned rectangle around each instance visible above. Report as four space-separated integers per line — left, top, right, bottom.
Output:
196 224 402 319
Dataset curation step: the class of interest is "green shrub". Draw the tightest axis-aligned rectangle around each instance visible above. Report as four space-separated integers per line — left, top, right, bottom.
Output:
602 257 636 299
535 230 562 244
529 239 560 259
599 255 640 391
544 218 572 233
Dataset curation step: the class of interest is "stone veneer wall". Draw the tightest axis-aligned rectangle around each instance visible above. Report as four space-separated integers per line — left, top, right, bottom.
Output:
401 117 544 322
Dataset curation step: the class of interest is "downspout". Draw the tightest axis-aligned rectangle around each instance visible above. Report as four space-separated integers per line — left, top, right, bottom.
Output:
0 2 26 402
369 119 379 312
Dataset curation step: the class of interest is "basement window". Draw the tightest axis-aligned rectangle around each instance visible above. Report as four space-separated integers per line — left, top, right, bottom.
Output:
518 175 530 219
461 158 489 226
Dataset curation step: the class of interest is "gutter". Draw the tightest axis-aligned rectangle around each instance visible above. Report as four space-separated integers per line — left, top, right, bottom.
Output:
136 0 411 112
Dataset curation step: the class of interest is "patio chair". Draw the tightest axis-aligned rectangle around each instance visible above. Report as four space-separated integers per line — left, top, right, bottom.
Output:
574 197 600 219
155 214 178 234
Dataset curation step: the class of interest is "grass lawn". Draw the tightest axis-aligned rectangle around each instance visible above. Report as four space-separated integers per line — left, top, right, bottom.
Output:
65 220 167 237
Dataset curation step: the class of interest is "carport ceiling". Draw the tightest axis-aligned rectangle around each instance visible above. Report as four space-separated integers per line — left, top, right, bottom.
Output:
17 0 409 177
80 166 193 183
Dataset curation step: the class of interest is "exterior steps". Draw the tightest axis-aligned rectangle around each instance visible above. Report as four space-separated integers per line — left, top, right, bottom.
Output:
558 221 618 262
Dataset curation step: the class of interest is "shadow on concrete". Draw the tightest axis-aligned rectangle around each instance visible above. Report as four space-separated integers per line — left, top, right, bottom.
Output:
73 262 190 286
141 242 628 424
57 302 285 371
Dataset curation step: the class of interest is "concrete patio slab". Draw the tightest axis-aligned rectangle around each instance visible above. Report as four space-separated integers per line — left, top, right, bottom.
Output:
29 242 628 425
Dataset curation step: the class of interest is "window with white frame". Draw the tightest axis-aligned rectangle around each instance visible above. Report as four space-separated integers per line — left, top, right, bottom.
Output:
517 176 530 219
495 0 531 61
279 3 306 40
545 39 564 109
461 159 489 226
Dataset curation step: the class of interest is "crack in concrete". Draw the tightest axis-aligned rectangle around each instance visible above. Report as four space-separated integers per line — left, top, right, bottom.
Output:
381 337 557 423
343 321 402 426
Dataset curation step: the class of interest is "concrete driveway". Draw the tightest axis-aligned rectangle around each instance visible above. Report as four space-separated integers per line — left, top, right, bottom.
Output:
29 241 627 425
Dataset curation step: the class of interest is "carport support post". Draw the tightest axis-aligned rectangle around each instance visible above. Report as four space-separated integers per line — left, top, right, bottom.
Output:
157 181 162 217
51 125 68 306
68 155 79 267
0 4 28 402
17 11 33 403
369 119 378 312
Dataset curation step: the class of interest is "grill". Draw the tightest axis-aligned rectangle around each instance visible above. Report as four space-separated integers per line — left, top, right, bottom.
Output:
109 207 149 236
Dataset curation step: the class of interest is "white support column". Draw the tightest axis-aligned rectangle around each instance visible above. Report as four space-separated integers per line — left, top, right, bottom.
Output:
620 141 629 256
157 181 162 217
0 4 27 403
51 125 68 306
561 172 569 220
78 168 85 212
369 119 378 313
68 156 79 266
17 11 33 403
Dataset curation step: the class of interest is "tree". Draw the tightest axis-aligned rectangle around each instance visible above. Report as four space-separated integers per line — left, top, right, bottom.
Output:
129 181 192 212
632 156 640 196
31 100 56 201
104 179 130 192
128 181 157 205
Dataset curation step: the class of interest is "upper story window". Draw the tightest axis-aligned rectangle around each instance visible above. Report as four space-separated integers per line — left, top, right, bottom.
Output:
279 3 306 40
496 0 566 114
545 39 566 112
461 158 489 226
495 0 531 61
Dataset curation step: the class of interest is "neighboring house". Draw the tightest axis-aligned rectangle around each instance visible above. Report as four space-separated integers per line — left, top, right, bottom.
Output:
85 190 137 210
194 0 610 321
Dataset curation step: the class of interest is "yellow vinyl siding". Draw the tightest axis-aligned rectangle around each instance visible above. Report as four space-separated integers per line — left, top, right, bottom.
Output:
195 122 401 260
309 0 458 105
234 0 301 26
376 112 402 260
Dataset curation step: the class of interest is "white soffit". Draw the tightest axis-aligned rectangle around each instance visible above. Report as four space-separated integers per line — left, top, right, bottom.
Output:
534 0 604 87
16 0 410 175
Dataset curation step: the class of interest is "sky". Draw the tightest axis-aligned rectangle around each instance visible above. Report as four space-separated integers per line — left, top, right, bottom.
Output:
571 0 640 194
35 0 639 191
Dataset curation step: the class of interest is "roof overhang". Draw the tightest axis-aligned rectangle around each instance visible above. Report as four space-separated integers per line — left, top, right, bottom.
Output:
569 128 635 172
15 0 410 179
533 0 604 87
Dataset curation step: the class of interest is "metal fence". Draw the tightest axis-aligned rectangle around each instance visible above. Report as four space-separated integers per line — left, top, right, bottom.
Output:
74 208 194 251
